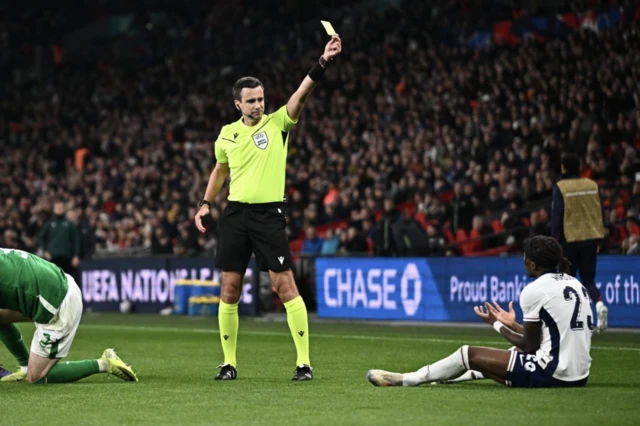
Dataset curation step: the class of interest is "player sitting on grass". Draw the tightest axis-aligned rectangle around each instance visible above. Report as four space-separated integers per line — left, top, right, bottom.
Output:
368 236 593 388
0 248 138 384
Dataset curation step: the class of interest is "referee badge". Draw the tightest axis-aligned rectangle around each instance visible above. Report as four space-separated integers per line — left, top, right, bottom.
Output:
252 132 269 150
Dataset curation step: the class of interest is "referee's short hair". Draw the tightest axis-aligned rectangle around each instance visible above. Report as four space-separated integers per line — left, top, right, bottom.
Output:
232 77 263 101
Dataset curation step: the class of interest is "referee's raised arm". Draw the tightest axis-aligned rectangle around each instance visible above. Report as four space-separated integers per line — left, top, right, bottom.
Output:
286 34 342 121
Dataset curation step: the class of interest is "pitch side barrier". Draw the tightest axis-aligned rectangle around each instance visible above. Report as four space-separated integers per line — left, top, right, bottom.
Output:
80 256 258 316
315 256 640 327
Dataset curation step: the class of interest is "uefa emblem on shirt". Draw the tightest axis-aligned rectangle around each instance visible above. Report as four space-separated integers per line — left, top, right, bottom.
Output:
252 132 269 150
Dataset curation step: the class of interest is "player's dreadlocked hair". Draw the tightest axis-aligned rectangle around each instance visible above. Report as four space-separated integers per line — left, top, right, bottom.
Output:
523 236 572 274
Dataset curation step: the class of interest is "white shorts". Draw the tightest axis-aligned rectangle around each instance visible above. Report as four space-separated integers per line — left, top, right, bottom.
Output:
31 274 83 359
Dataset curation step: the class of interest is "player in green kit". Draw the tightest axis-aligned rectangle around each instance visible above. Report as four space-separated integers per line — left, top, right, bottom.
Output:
0 248 138 384
194 34 342 381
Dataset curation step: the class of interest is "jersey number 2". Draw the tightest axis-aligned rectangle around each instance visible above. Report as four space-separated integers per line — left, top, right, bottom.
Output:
563 286 594 331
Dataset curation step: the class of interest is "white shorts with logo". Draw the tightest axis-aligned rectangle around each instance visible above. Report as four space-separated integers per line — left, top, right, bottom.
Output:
31 274 83 359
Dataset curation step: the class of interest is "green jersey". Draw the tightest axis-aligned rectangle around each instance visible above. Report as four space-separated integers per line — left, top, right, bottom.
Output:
0 248 69 324
214 105 298 203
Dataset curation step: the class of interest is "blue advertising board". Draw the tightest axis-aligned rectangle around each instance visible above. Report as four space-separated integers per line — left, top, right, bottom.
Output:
316 256 640 328
80 256 258 316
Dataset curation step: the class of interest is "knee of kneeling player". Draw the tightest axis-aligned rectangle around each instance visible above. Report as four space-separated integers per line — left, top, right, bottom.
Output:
27 370 47 384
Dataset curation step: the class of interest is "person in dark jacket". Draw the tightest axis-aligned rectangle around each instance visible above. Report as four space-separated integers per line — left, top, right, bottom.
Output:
69 207 95 260
392 213 429 257
448 182 476 233
374 198 400 256
39 201 80 278
552 154 608 333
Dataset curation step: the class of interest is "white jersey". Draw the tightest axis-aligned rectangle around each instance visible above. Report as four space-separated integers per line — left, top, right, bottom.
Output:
520 273 593 382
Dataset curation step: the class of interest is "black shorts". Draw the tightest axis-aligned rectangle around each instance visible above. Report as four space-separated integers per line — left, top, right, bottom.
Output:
215 201 293 273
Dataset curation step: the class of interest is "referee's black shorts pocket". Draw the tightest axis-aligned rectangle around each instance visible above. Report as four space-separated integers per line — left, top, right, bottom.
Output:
215 206 252 273
248 208 292 272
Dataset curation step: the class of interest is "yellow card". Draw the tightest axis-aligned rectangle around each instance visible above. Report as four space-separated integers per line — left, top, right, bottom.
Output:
320 20 337 36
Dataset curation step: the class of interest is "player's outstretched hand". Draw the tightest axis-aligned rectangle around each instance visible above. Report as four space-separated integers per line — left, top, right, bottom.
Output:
474 302 498 325
488 301 516 328
194 205 210 233
322 35 342 61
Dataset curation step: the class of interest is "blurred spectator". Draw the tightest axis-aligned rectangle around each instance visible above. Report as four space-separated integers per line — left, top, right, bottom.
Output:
448 182 476 233
321 228 340 255
630 182 640 214
624 235 640 255
302 226 324 255
468 215 497 252
39 201 80 277
604 209 625 250
392 212 430 256
483 186 508 212
340 226 368 255
3 229 24 251
361 219 377 241
152 229 173 255
529 211 551 237
68 207 95 260
425 225 446 257
374 198 400 256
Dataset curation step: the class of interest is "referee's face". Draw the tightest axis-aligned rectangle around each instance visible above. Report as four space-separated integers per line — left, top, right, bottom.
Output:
237 87 265 122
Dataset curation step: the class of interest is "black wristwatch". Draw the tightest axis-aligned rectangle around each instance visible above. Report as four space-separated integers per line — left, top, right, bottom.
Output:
319 55 329 68
199 200 211 208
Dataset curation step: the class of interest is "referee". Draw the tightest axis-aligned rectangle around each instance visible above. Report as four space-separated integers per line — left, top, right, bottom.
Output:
195 34 342 381
552 153 608 332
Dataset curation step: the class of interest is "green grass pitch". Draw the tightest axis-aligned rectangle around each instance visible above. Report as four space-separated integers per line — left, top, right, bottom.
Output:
1 314 638 425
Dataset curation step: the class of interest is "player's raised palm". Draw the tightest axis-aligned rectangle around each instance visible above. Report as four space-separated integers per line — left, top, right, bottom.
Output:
474 302 498 325
488 301 517 328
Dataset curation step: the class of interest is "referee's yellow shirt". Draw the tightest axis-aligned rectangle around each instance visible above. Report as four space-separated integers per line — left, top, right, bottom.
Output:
214 105 298 204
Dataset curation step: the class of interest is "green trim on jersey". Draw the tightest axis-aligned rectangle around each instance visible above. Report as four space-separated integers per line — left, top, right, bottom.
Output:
214 105 298 204
0 248 69 324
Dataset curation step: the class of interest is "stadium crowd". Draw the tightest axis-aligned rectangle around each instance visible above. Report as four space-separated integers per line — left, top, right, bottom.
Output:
1 0 639 260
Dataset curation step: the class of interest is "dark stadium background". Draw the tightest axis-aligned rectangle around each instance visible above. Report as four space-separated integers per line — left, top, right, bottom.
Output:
1 0 639 310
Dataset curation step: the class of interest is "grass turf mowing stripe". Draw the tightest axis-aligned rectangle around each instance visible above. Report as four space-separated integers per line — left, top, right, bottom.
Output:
81 324 640 352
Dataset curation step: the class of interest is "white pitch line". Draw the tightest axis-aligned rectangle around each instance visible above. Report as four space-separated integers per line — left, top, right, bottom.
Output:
81 324 640 352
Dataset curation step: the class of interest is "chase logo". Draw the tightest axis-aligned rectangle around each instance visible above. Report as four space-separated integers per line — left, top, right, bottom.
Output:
400 263 421 316
319 261 422 318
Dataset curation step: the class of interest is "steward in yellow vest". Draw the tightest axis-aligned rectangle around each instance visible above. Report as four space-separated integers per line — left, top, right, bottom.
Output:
551 154 608 333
